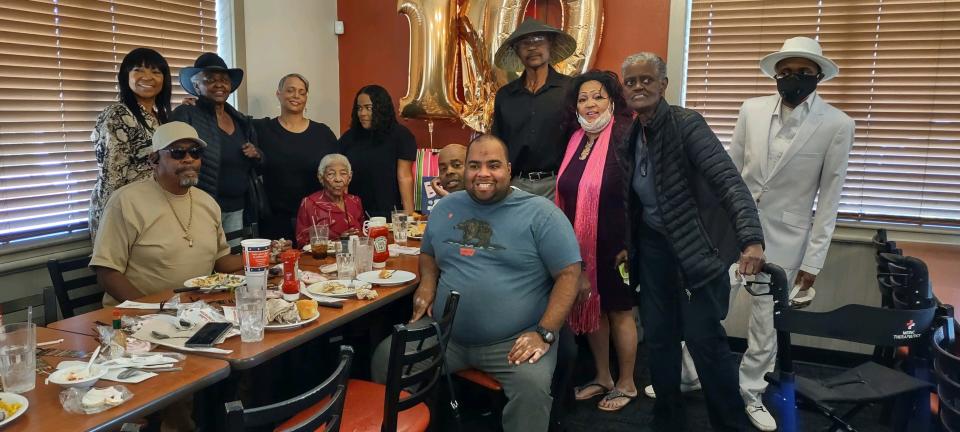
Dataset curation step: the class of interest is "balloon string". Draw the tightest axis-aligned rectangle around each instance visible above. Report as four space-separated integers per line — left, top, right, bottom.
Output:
427 120 435 149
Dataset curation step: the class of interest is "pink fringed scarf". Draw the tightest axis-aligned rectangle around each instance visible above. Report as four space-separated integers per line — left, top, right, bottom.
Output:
555 117 616 334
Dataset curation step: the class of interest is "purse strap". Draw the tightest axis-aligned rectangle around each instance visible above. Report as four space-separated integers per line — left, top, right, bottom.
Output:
429 320 462 429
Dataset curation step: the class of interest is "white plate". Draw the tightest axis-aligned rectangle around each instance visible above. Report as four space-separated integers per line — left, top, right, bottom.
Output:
304 280 358 298
183 274 245 290
0 392 28 427
265 311 319 330
357 270 416 286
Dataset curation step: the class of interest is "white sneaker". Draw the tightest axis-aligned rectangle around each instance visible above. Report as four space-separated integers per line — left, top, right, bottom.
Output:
642 381 702 399
746 402 777 431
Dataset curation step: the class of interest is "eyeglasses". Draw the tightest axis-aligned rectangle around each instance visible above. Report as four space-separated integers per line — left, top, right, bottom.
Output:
161 147 204 160
774 71 822 80
515 35 548 49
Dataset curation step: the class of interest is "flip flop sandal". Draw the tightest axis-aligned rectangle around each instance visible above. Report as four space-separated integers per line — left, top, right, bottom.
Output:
597 388 638 412
574 381 612 400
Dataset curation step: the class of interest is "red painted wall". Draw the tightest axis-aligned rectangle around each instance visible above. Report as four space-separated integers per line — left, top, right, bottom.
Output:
336 0 671 147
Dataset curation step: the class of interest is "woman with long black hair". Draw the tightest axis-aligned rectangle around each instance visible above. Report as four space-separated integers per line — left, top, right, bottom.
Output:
338 85 417 218
89 47 172 237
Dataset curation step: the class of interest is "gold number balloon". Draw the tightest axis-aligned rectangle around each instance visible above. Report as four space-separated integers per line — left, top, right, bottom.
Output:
397 0 463 119
398 0 603 131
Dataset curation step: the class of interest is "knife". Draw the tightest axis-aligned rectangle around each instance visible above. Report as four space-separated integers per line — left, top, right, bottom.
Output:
316 301 343 309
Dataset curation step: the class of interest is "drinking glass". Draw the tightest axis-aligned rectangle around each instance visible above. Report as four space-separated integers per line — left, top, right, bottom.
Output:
0 322 36 393
354 237 373 275
235 287 265 342
392 211 409 246
310 224 329 259
336 252 356 281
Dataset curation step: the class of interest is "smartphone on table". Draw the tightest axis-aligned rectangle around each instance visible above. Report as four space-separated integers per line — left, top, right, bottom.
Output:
184 322 233 348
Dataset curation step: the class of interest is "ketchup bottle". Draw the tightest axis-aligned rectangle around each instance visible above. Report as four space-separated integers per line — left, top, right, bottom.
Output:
366 217 390 269
280 250 301 301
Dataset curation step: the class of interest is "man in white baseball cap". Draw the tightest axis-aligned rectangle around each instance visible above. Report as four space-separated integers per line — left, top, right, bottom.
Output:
92 121 239 306
729 36 854 431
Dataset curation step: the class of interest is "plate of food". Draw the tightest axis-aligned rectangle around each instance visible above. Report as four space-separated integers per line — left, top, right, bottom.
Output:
304 280 357 298
0 392 27 426
263 299 320 330
407 222 427 239
357 269 416 286
183 273 245 291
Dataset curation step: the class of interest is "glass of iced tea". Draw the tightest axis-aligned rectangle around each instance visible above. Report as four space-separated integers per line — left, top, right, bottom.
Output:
310 224 329 259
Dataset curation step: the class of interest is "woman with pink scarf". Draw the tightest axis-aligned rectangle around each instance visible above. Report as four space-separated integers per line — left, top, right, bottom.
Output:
556 70 638 412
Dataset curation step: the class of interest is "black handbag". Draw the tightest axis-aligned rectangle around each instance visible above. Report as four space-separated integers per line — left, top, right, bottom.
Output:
247 171 272 221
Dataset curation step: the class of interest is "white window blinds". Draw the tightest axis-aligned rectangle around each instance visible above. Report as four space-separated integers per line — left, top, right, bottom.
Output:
0 0 217 244
685 0 960 226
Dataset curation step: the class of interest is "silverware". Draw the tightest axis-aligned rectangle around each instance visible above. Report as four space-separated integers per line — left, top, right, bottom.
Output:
117 369 144 379
150 331 190 340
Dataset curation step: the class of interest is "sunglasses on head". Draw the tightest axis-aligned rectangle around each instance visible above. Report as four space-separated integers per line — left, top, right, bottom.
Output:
160 147 204 160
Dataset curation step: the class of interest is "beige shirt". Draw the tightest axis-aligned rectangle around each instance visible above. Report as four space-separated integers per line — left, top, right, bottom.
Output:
91 178 230 306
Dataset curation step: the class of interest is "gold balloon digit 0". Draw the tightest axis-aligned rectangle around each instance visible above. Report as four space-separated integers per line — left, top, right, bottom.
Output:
398 0 603 132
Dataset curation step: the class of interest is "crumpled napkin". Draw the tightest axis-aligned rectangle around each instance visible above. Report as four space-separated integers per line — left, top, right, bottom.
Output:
265 299 299 324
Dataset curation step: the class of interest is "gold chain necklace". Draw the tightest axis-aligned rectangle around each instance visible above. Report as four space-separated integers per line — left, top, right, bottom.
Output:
579 138 597 160
162 186 194 247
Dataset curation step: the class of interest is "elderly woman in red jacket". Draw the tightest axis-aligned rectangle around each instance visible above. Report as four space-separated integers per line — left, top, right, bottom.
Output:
295 153 365 247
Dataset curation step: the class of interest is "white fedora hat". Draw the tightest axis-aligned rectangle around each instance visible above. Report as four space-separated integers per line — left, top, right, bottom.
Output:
760 37 839 81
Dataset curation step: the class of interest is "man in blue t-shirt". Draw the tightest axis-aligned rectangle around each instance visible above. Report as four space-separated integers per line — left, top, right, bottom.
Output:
413 134 582 432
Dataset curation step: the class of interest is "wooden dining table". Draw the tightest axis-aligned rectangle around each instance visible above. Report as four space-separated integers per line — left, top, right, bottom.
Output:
47 247 422 370
5 326 230 431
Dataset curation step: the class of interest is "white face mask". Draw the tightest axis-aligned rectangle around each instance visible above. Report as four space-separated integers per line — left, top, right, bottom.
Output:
577 103 614 133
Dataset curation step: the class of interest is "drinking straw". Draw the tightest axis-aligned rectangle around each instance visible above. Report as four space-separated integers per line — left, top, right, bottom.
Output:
26 306 32 325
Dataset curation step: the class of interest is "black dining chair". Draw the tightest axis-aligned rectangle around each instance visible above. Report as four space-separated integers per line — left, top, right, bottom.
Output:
225 345 354 431
336 291 461 432
0 287 58 325
226 222 260 255
46 256 101 318
755 262 936 432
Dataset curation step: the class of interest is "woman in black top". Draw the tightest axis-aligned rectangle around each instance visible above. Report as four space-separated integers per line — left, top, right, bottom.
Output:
254 73 338 239
338 85 417 218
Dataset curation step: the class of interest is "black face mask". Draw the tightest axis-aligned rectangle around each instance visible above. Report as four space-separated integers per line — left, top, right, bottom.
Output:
776 73 820 106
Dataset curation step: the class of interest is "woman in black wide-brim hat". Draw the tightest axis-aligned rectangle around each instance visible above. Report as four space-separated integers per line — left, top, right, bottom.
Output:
172 52 264 234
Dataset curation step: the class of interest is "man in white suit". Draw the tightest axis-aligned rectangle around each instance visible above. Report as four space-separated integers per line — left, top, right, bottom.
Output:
729 37 855 431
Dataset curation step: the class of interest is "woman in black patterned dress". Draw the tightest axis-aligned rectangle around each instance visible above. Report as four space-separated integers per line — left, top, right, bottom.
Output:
88 48 172 237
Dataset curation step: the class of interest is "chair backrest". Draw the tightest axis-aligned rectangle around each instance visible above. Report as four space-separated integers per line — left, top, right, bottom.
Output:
46 256 101 319
225 345 353 432
768 262 936 348
381 291 461 432
880 253 934 309
226 223 260 255
0 287 58 325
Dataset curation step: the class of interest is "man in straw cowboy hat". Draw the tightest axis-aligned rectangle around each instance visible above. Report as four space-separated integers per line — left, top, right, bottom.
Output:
728 36 854 431
642 37 855 431
491 19 577 201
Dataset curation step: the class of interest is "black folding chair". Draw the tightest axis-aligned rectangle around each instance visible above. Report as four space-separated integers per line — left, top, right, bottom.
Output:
754 263 936 432
0 287 58 325
226 222 260 255
931 310 960 430
46 256 101 318
225 345 353 431
340 291 461 432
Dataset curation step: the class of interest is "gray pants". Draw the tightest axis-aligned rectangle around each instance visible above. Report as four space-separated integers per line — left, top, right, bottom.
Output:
371 319 557 432
511 176 556 201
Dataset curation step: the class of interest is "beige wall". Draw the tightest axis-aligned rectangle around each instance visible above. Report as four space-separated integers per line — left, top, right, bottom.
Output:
238 0 341 132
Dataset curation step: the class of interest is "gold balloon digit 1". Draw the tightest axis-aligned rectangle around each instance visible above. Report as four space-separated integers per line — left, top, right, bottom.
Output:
397 0 462 119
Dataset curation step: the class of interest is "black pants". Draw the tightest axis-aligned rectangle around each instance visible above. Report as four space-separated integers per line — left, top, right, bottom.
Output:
637 223 748 431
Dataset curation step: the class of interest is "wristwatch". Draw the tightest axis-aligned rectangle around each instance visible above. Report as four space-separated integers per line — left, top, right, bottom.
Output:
535 325 555 344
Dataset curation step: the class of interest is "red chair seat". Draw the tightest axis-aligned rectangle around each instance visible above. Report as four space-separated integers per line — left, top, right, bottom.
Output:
455 368 502 391
278 379 430 432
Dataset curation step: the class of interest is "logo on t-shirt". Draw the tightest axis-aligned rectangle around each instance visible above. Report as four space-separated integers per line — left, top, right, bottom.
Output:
444 218 505 251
